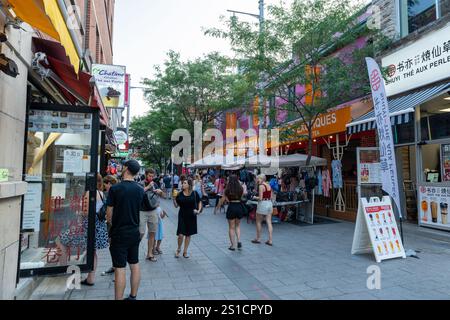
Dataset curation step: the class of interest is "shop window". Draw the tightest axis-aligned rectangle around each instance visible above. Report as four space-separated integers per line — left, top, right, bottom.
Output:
441 0 450 16
394 121 415 144
429 112 450 140
400 0 450 37
421 143 441 182
420 117 430 141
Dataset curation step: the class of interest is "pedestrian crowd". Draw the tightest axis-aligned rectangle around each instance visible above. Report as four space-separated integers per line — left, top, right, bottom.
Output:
61 160 279 300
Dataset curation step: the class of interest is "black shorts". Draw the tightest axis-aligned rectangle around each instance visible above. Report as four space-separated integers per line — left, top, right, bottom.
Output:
109 232 140 268
226 202 246 220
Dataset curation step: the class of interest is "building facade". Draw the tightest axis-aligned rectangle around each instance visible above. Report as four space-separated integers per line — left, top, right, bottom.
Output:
0 0 117 299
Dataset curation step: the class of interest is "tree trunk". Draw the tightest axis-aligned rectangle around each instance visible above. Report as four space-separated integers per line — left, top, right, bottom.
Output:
306 126 313 166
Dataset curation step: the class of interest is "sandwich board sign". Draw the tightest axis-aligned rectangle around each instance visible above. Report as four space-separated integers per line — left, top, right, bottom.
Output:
352 196 406 263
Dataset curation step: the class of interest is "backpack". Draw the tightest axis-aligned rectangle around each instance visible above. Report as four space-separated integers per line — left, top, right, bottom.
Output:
97 192 107 222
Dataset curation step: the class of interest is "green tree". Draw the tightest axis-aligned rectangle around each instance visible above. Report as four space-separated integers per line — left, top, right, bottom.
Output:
206 0 389 164
142 51 252 134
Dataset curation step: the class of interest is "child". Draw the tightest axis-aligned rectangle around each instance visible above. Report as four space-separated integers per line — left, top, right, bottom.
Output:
153 207 168 255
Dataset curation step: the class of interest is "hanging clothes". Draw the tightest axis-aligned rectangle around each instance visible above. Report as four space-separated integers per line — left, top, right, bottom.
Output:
322 169 332 198
332 160 343 189
316 168 323 195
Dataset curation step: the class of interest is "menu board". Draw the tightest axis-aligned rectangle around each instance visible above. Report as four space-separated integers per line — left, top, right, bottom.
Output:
418 186 450 230
28 110 92 134
360 162 382 184
441 144 450 182
358 149 382 185
352 196 406 263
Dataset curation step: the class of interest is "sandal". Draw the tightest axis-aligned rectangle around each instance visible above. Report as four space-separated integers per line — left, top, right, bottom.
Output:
147 256 157 262
251 239 261 244
183 252 190 259
81 279 94 287
265 241 273 246
155 248 163 255
175 249 181 259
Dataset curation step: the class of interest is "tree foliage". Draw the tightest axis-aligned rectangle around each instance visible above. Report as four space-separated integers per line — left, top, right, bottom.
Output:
206 0 390 163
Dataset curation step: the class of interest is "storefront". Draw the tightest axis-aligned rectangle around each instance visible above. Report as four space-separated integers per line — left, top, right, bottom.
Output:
347 21 450 231
275 97 374 222
19 38 111 277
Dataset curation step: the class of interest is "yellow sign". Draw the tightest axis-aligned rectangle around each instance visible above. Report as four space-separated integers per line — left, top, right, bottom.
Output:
282 106 352 142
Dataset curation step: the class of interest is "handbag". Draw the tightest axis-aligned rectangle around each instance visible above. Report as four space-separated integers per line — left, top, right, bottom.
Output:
145 190 159 211
97 191 107 222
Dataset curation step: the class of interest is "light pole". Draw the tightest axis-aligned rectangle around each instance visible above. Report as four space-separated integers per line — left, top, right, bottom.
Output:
227 0 265 129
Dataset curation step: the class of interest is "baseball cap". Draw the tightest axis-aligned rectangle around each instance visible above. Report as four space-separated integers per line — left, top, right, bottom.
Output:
123 159 140 176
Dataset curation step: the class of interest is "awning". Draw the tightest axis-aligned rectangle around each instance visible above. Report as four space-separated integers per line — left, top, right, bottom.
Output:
32 37 109 126
347 82 450 134
3 0 59 39
5 0 80 74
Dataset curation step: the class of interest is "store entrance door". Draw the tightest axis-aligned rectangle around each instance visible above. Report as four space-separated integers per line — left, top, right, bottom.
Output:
19 103 100 278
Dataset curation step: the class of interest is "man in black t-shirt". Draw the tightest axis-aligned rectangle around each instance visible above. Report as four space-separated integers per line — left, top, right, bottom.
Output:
106 159 150 301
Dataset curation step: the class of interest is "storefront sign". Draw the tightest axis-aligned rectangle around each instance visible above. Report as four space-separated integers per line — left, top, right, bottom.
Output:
114 130 128 145
419 186 450 230
92 64 126 109
382 24 450 97
28 110 92 134
283 107 352 140
367 58 402 217
441 144 450 182
352 196 406 263
63 150 84 173
0 169 8 182
23 182 42 232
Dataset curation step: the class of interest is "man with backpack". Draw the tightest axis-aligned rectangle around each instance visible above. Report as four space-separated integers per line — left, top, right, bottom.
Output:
140 169 165 262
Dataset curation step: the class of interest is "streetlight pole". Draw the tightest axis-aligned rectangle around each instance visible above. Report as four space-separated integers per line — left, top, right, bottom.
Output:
227 0 265 129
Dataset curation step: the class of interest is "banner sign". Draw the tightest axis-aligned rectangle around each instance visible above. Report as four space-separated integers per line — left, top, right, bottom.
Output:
352 196 406 263
92 64 126 108
366 58 402 217
382 24 450 97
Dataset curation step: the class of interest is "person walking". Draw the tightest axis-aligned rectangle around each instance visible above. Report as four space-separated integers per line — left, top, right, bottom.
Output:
173 173 180 191
106 160 150 300
163 174 172 199
214 175 225 214
215 175 246 251
102 175 119 276
173 178 202 259
252 174 274 246
140 169 165 262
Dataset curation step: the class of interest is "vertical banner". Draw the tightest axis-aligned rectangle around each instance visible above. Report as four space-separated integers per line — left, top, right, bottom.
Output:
366 58 402 218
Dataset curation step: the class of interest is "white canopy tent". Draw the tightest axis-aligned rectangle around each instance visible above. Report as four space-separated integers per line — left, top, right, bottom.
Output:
245 153 327 168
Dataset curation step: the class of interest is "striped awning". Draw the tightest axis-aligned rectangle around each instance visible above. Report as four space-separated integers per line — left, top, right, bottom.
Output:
347 82 450 134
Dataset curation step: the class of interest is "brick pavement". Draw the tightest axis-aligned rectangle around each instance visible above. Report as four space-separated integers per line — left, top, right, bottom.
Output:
27 199 450 300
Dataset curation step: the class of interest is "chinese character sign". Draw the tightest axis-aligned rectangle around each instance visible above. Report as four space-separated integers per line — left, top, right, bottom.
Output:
366 58 402 218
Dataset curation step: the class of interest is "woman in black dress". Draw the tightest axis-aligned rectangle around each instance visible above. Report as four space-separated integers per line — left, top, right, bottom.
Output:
215 175 246 251
173 178 202 258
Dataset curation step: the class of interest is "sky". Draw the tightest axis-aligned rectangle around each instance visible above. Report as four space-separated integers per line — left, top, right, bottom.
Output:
113 0 293 120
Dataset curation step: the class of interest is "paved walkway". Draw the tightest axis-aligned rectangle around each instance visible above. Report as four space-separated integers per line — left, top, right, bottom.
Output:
28 199 450 300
